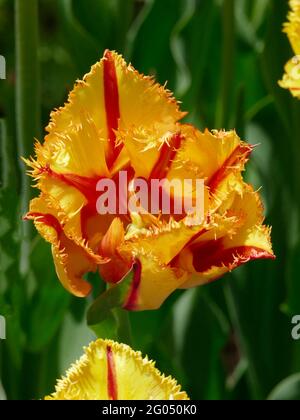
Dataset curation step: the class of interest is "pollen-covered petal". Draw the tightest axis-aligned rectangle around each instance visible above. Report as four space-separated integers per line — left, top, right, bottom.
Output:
25 195 99 297
45 339 189 400
178 185 275 288
122 253 187 311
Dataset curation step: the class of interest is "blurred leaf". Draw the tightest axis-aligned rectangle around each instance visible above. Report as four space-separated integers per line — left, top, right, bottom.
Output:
181 0 219 126
261 0 291 131
268 374 300 400
72 0 134 53
172 288 230 399
131 0 181 88
170 0 195 97
89 313 118 341
59 312 96 377
57 0 101 74
0 380 6 400
285 241 300 315
26 239 70 352
235 0 269 51
125 0 154 60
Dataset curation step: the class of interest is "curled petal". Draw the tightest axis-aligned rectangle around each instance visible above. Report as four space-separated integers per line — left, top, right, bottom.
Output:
24 195 103 297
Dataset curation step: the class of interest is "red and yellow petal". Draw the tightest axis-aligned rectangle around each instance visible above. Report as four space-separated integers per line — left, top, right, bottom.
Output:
123 218 205 266
25 195 102 297
178 185 274 288
168 126 252 193
98 218 132 284
122 253 187 311
45 339 189 400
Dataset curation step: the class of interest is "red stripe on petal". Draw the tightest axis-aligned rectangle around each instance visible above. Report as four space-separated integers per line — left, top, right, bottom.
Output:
149 132 183 180
103 50 122 169
123 260 142 311
106 345 118 400
24 212 63 236
192 239 275 273
39 166 100 204
80 204 95 242
208 144 253 193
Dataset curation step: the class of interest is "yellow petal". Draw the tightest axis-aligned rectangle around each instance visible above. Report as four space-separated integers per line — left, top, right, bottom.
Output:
114 51 185 133
45 339 189 400
168 126 252 193
279 0 300 97
279 56 300 99
123 218 204 266
284 0 300 56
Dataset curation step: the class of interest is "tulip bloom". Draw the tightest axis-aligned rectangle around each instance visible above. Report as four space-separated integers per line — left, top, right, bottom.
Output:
24 50 274 311
279 0 300 98
45 339 188 400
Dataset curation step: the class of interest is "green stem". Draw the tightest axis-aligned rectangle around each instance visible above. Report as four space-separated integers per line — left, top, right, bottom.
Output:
15 0 40 276
215 0 235 129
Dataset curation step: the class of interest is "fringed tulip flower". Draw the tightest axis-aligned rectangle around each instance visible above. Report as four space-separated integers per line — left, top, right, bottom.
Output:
24 50 274 311
279 0 300 98
45 339 188 400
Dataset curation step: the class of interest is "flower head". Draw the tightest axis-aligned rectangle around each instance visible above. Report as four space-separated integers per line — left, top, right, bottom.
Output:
45 339 188 400
279 0 300 97
24 50 274 311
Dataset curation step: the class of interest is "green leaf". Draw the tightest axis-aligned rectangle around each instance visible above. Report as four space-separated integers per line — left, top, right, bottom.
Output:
89 312 118 341
87 267 134 326
268 374 300 400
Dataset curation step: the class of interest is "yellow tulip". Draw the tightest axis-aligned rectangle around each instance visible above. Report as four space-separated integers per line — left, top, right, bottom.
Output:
45 339 188 400
24 50 274 311
279 0 300 98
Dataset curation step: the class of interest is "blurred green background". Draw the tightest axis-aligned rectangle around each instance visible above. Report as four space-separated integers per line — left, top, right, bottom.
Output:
1 0 300 400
